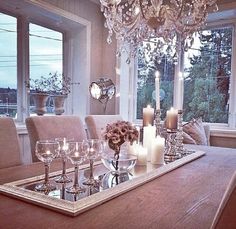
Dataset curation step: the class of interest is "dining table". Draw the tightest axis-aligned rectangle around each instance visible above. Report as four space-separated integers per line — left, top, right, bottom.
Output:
0 144 235 229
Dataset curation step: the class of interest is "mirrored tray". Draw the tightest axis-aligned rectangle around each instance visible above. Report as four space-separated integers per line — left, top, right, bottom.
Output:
0 150 205 216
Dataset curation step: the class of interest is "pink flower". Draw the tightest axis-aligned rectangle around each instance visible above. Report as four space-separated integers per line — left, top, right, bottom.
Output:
104 120 139 153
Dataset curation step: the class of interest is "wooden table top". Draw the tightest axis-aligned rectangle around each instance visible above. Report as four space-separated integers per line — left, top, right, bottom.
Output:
0 145 236 229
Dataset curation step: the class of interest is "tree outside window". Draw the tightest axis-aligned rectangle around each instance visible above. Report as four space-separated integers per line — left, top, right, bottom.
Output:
183 27 232 123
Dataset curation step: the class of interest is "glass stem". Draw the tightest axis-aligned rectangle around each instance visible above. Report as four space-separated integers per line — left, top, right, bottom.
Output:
74 165 79 187
44 163 50 185
62 158 66 175
89 159 94 180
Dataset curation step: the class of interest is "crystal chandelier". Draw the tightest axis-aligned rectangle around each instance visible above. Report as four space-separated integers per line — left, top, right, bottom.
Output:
100 0 218 64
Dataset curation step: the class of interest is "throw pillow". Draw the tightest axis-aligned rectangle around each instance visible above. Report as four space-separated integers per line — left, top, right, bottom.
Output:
183 118 208 145
183 131 197 145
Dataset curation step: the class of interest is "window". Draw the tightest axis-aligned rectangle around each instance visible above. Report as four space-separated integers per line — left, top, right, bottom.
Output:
183 26 233 124
0 13 17 118
134 25 234 126
136 49 175 120
29 23 63 114
0 10 64 119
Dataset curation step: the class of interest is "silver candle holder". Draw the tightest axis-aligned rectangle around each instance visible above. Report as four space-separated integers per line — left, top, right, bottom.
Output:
176 110 189 156
175 110 184 155
154 109 162 136
164 129 181 163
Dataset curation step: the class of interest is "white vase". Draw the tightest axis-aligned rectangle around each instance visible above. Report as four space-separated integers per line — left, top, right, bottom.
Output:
31 93 49 116
51 95 67 115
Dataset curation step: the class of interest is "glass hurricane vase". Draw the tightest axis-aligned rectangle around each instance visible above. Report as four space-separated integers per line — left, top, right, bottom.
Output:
66 141 88 194
54 138 73 183
101 142 137 175
83 139 103 187
35 140 59 193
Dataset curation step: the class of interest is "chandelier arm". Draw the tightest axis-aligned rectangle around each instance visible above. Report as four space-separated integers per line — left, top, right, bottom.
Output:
100 0 218 64
175 13 208 30
175 1 184 21
138 0 147 19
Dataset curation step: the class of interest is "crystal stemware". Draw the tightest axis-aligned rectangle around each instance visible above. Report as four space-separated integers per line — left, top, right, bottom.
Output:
35 140 59 193
66 141 88 194
54 137 72 183
83 139 103 186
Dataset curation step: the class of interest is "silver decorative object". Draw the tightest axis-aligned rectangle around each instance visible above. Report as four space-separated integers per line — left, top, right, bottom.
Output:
164 130 181 163
54 138 72 184
83 139 103 187
176 110 190 156
154 109 161 136
175 110 184 155
100 0 218 64
89 77 116 114
0 151 205 216
66 141 88 194
35 140 60 193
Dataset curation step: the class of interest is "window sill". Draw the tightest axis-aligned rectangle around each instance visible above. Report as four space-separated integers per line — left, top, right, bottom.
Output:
210 128 236 138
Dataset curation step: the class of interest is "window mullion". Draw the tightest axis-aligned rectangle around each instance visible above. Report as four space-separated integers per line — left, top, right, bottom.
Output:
228 23 236 128
17 16 29 122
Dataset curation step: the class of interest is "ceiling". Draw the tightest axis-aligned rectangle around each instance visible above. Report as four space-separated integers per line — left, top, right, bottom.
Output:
0 0 85 32
89 0 99 4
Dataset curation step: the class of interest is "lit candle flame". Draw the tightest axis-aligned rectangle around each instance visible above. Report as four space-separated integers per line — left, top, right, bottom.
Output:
46 150 51 155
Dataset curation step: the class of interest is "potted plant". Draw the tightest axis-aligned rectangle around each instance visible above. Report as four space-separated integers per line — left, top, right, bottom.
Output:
25 76 51 115
26 72 78 115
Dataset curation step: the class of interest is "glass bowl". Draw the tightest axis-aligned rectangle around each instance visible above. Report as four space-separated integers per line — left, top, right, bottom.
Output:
101 152 137 174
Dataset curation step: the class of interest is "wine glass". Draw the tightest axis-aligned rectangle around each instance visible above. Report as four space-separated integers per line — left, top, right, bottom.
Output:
35 140 60 193
66 141 88 194
54 137 73 183
83 139 103 186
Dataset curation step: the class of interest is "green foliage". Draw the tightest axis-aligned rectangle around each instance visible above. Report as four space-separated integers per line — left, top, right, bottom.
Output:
25 72 77 95
183 27 232 123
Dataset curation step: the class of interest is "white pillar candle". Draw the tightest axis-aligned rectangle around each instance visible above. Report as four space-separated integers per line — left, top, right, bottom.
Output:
143 105 154 126
136 145 147 165
177 72 184 110
128 142 138 156
151 135 165 165
155 71 160 110
166 107 178 130
143 125 156 161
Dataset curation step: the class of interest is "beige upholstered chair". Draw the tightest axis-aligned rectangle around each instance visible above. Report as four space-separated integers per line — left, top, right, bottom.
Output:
85 115 123 139
26 115 87 162
211 171 236 228
0 117 22 169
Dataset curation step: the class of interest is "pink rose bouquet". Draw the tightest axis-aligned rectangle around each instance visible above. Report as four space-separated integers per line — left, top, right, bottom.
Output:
103 121 139 158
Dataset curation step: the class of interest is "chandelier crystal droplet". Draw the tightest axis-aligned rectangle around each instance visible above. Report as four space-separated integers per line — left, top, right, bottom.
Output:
100 0 218 64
